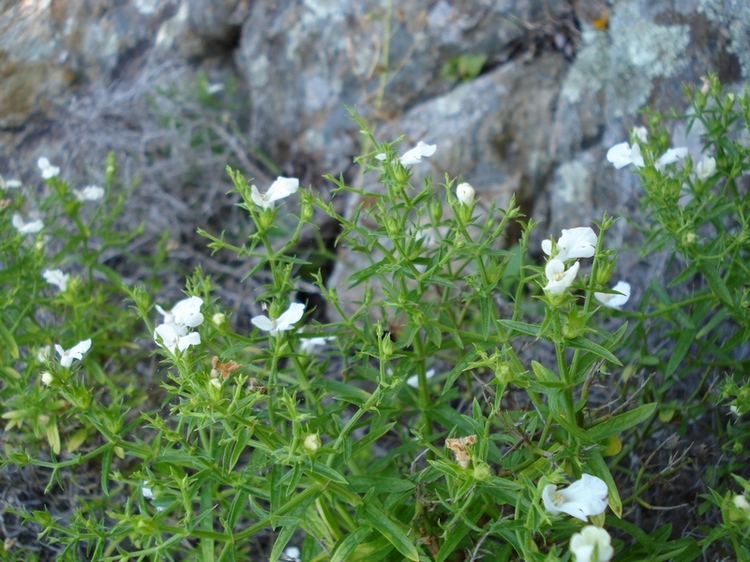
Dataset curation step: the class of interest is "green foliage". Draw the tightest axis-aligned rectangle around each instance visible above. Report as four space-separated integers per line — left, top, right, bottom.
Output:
441 54 487 82
1 75 748 561
617 73 750 559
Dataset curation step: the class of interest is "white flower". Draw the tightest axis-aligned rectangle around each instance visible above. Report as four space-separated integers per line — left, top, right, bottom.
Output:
155 296 204 330
606 142 644 169
37 157 60 179
594 280 631 310
632 126 648 143
41 372 55 386
543 259 580 296
303 434 321 453
36 345 52 362
570 525 614 562
456 182 475 206
250 176 299 209
655 147 688 171
55 339 92 368
399 141 437 166
733 494 750 511
252 302 305 336
154 323 201 353
695 155 716 180
406 369 436 388
207 83 225 94
299 335 335 354
542 474 609 521
0 175 21 190
43 269 70 292
282 546 301 561
73 185 105 201
542 227 597 262
141 480 166 511
12 213 44 234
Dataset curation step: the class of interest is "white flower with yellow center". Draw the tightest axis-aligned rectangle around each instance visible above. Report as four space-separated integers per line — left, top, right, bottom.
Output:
250 177 299 209
542 474 609 521
543 259 580 296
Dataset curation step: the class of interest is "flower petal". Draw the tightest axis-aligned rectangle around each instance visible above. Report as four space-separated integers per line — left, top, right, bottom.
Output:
276 302 305 331
251 315 275 332
399 141 437 166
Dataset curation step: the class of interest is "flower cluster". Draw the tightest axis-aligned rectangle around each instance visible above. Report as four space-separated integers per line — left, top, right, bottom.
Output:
12 213 44 234
607 128 689 173
0 175 21 190
38 157 60 180
153 296 204 353
541 227 597 296
73 185 105 202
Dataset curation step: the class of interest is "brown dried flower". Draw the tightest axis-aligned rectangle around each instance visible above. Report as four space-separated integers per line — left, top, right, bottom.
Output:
211 356 241 379
445 435 477 468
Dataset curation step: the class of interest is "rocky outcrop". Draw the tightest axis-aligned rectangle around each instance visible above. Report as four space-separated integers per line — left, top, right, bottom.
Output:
0 0 746 313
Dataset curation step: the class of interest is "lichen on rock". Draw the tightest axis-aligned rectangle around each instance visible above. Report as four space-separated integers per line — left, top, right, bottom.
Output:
562 0 690 116
701 0 750 78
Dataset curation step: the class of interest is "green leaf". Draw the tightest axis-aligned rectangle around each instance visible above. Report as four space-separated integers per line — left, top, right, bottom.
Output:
331 526 374 562
497 319 540 338
531 361 559 383
306 462 348 486
585 403 657 442
0 319 19 359
321 379 372 406
100 446 113 496
442 349 477 395
701 262 735 306
347 476 415 494
362 503 419 561
566 336 622 366
665 326 696 376
480 294 493 340
586 450 622 518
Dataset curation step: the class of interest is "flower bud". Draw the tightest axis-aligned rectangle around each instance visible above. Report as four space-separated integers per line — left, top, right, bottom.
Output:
456 182 475 206
472 462 492 481
385 215 400 238
41 372 54 386
682 231 697 246
208 378 223 401
212 313 227 329
595 256 616 287
300 199 314 222
494 363 512 384
430 198 443 222
303 433 321 453
380 333 394 358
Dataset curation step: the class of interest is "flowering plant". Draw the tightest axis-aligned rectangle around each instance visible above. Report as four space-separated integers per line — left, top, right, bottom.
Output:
3 77 746 562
